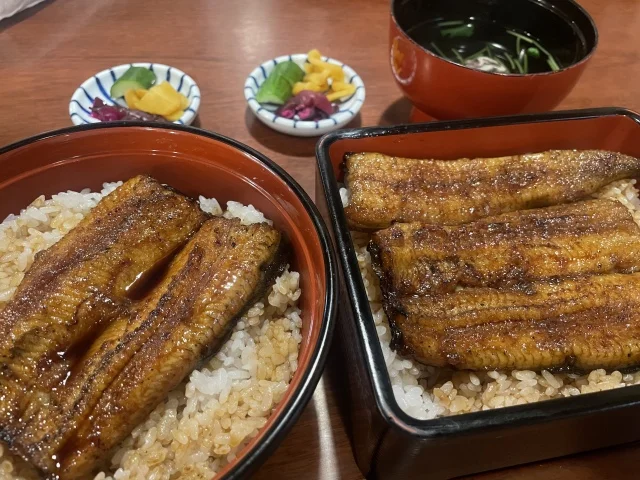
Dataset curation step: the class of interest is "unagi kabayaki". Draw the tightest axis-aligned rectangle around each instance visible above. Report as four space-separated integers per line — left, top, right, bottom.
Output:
388 273 640 372
0 176 207 443
343 150 640 230
369 199 640 297
8 216 285 479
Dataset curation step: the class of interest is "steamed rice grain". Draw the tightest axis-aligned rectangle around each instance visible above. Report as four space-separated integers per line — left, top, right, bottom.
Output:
0 185 302 480
349 179 640 420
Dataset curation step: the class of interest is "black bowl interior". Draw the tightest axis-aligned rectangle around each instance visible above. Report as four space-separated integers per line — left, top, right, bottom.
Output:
392 0 598 71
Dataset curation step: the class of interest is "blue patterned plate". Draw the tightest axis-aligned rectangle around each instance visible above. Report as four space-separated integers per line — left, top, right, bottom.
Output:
244 53 365 137
69 63 200 125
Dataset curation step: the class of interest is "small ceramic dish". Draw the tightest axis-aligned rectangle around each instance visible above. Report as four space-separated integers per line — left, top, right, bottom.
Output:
245 53 365 137
69 63 201 126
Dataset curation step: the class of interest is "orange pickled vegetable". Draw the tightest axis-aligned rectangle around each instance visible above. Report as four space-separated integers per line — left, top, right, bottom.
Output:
124 89 142 110
136 82 182 116
165 109 184 121
292 81 326 95
327 81 357 101
294 49 352 103
305 71 331 87
120 83 188 121
326 86 356 102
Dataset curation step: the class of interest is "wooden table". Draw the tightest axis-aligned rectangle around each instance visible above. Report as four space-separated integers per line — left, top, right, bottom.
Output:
1 0 639 478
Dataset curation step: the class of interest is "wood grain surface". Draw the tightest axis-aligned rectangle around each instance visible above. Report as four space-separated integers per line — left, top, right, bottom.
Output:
1 0 640 478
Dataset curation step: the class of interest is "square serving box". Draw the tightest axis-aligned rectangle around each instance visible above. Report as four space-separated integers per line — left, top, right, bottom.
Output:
314 108 640 479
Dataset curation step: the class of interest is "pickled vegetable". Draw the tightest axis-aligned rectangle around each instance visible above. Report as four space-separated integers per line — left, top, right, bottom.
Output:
124 82 189 120
293 49 356 101
255 61 305 105
136 82 182 115
110 67 156 98
90 98 168 122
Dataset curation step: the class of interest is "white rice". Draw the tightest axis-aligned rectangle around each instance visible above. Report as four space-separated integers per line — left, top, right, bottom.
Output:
0 184 302 480
347 179 640 420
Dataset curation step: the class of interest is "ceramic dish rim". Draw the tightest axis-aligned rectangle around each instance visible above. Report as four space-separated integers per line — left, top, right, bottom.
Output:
0 121 337 480
315 106 640 440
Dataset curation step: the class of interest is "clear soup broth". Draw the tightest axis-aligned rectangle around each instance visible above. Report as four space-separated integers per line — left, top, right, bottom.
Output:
407 17 576 74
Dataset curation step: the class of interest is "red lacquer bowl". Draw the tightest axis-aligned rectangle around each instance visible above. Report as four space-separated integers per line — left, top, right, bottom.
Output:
390 0 598 120
0 123 337 479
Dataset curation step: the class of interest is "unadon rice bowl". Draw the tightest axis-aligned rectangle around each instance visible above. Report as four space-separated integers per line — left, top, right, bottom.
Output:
0 183 302 480
341 179 640 420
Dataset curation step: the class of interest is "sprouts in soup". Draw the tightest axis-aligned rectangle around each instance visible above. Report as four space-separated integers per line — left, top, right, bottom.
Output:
408 18 563 74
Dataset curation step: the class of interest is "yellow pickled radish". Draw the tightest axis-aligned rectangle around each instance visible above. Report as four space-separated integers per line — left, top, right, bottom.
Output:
326 87 355 102
180 95 189 110
124 89 142 110
136 82 183 116
135 88 148 98
165 109 184 121
328 67 345 83
307 49 322 61
305 71 330 86
292 82 325 95
293 49 348 98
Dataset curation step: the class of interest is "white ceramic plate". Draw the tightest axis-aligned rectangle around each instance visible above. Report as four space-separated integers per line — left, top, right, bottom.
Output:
244 53 365 137
69 63 200 126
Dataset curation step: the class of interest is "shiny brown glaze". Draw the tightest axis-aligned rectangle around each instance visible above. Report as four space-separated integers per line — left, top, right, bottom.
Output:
57 217 284 479
5 216 285 479
389 273 640 371
343 150 640 231
370 199 640 297
0 176 207 443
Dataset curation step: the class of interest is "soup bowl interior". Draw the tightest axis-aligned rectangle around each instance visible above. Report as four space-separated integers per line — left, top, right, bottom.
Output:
0 123 334 479
393 0 596 69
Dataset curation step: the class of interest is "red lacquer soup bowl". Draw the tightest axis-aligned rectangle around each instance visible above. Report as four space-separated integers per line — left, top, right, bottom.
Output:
0 123 337 479
390 0 598 120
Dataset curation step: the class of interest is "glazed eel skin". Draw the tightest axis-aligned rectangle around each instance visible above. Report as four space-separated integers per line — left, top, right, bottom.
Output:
343 150 640 230
369 199 640 297
369 198 640 372
7 216 286 479
0 175 207 442
388 273 640 372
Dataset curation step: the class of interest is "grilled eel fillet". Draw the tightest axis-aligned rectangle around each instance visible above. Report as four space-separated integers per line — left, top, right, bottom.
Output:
370 199 640 296
0 176 207 445
14 217 285 479
388 273 640 371
343 150 640 230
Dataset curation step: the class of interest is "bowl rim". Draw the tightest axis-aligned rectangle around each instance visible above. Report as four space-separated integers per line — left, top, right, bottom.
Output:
315 106 640 439
389 0 599 78
0 121 338 480
69 62 201 126
244 53 365 131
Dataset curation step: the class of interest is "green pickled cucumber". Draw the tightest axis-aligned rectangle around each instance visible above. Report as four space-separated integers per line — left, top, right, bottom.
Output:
255 61 305 105
110 67 157 98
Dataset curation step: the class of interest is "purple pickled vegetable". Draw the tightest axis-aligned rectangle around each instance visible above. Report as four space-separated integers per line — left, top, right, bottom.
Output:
90 98 168 123
90 98 125 121
276 91 337 121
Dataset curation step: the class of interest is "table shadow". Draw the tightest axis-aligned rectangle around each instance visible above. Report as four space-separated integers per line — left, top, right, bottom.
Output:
245 107 363 158
0 0 54 33
378 96 413 126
